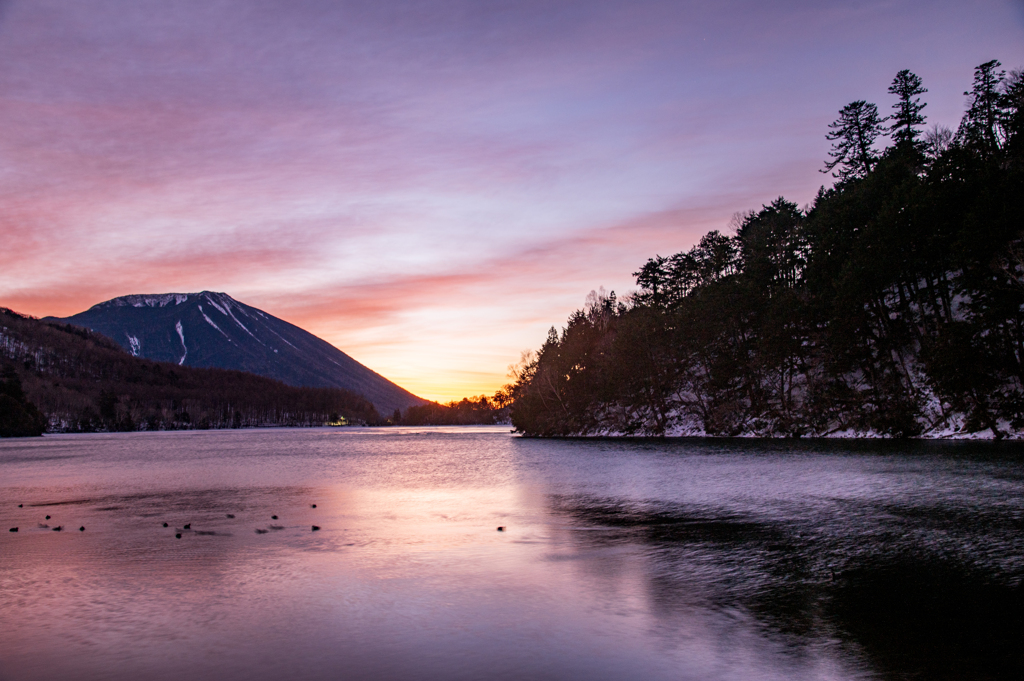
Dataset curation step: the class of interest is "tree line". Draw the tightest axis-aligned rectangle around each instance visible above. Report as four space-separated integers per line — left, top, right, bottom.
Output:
398 394 511 426
506 61 1024 438
1 307 382 434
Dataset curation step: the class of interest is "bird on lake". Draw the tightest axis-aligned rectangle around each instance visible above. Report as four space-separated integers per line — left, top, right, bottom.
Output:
311 504 316 508
271 515 278 520
45 515 50 520
53 526 62 531
311 526 320 531
8 527 17 532
497 526 505 532
18 504 22 508
226 514 235 519
79 526 85 532
175 533 182 538
183 523 191 529
163 522 169 527
255 528 269 534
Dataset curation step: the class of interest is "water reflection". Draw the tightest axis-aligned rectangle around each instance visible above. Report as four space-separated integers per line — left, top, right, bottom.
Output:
550 489 1024 681
0 429 1021 680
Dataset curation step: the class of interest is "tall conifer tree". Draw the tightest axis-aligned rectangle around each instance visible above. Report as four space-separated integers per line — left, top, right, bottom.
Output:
888 70 927 148
957 60 1005 154
823 101 886 181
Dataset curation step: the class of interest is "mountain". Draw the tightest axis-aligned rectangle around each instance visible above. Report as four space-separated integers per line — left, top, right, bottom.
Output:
48 292 425 415
1 306 381 432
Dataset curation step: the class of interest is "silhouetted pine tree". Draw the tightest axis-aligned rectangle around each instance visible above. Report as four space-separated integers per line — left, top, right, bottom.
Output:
957 60 1006 155
823 101 887 181
888 70 928 149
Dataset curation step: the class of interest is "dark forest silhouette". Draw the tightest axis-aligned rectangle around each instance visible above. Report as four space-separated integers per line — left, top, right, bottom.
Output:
399 394 511 426
506 61 1024 438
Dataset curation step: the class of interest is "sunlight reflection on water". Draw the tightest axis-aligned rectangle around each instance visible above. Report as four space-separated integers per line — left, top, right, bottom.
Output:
1 428 1021 680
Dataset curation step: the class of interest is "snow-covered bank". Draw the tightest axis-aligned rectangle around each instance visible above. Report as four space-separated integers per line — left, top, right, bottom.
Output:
540 402 1023 440
541 423 1022 439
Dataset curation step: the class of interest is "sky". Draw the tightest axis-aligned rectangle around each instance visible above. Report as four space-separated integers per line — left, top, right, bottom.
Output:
1 0 1022 402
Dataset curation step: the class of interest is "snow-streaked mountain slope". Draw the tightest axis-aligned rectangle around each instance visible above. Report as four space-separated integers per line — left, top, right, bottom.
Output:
49 291 426 415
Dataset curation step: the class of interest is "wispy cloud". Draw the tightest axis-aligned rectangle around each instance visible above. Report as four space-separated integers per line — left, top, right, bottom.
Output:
1 0 1022 400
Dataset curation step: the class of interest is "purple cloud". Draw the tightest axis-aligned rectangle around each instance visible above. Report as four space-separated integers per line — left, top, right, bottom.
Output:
1 0 1022 399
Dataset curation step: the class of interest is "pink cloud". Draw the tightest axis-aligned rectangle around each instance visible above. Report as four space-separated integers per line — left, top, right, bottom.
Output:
2 0 1022 398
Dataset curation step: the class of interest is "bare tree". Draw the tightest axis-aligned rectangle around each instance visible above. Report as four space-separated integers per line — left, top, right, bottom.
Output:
923 124 954 159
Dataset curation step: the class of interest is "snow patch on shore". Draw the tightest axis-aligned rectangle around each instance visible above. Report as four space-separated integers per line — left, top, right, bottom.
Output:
571 393 1022 439
585 424 1022 440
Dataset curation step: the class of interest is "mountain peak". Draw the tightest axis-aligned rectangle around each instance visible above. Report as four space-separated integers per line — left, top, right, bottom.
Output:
95 293 197 309
93 290 255 309
53 292 425 414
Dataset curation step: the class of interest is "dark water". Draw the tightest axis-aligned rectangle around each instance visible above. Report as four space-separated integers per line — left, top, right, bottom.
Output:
1 428 1022 681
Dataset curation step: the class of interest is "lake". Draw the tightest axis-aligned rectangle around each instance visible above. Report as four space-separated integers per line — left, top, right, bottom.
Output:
1 427 1022 680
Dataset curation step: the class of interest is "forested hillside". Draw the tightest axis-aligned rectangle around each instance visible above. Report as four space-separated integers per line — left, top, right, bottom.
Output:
509 61 1024 439
0 307 381 433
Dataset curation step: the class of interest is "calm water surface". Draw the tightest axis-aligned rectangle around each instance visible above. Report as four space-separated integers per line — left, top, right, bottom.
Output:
1 428 1022 680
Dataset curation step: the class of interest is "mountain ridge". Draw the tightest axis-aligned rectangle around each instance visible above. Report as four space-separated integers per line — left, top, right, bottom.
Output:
2 306 381 431
48 291 425 415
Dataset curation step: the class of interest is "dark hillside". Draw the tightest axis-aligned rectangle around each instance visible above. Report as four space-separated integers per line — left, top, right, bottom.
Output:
0 307 381 433
0 366 47 437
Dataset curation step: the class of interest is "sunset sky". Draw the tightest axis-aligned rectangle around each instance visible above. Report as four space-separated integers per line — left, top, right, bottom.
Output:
1 0 1022 402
